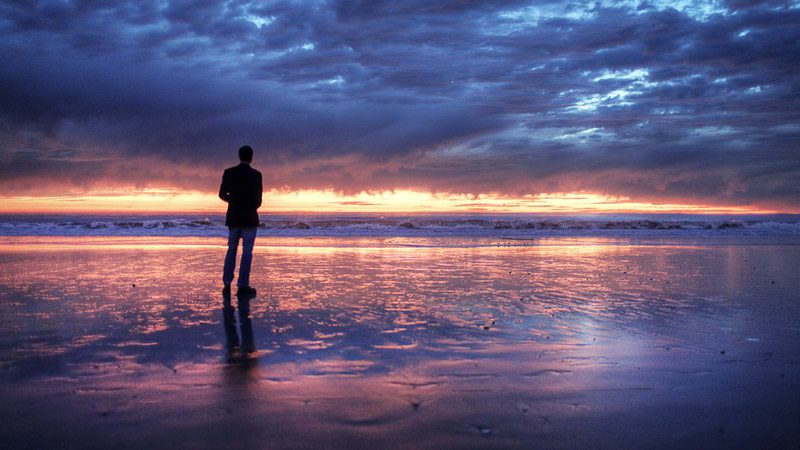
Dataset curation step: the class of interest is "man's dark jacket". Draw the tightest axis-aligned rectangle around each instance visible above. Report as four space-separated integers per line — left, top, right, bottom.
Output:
219 163 263 227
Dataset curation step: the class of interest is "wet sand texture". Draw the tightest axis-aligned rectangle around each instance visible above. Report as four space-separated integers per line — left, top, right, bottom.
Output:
0 236 798 449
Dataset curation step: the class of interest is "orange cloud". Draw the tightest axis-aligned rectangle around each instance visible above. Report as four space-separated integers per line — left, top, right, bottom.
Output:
0 188 776 215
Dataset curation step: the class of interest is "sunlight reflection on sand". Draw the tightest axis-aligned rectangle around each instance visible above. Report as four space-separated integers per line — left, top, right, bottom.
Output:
0 236 797 449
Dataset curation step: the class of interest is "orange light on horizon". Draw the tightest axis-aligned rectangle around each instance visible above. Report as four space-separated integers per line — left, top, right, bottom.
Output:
0 188 781 215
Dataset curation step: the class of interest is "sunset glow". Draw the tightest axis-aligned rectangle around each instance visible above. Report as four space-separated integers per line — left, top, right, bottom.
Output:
0 189 774 215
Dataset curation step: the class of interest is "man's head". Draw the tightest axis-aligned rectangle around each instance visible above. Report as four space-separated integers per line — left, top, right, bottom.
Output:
238 145 253 163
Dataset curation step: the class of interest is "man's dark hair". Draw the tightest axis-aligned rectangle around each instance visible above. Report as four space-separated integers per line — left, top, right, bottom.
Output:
238 145 253 162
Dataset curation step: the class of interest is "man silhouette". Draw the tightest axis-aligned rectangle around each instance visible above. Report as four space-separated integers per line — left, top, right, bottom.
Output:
219 145 263 297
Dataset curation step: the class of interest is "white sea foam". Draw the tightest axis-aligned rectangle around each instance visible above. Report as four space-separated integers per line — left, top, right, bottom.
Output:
0 214 799 238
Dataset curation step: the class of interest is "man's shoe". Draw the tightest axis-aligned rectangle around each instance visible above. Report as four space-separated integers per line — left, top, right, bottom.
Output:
222 284 231 297
237 286 257 296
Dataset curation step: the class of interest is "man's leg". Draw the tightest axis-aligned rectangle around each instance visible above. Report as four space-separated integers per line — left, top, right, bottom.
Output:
237 227 257 288
223 227 243 287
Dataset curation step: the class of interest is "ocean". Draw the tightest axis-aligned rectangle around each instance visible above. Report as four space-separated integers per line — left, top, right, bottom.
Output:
1 213 799 238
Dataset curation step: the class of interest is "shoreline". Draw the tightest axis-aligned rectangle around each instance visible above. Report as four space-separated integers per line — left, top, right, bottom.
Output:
0 234 798 250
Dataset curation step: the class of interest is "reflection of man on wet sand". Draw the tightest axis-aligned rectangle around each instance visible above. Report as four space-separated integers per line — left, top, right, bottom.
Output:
222 295 255 360
219 145 263 297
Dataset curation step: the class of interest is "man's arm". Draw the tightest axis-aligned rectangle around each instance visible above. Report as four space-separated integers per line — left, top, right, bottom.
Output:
255 172 263 210
219 170 231 203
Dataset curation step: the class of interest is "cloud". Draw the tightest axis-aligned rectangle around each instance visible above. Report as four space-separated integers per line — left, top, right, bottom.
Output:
0 0 798 208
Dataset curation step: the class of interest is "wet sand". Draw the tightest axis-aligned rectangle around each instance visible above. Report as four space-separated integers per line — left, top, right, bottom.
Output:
0 236 798 449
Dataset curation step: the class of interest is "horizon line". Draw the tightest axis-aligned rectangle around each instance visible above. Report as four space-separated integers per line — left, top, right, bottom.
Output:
0 188 794 215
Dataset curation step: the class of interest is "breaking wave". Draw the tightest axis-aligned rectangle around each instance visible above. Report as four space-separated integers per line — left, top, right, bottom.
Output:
0 214 799 237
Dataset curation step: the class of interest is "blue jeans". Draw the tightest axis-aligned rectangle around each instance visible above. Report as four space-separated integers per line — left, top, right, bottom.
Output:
223 227 257 288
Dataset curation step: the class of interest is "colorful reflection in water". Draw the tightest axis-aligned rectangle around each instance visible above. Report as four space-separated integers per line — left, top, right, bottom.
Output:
0 236 797 448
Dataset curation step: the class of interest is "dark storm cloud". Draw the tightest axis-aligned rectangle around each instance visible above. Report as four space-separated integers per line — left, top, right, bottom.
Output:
0 0 798 207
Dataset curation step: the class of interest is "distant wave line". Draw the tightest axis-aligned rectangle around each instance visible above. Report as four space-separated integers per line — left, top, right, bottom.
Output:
0 214 798 237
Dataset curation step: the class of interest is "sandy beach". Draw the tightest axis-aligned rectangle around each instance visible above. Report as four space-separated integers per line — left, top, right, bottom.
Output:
0 236 797 449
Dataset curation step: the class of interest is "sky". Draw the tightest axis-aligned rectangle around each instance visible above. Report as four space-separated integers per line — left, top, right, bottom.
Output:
0 0 799 213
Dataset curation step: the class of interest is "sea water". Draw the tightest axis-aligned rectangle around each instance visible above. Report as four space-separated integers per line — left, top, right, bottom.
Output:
1 213 798 238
